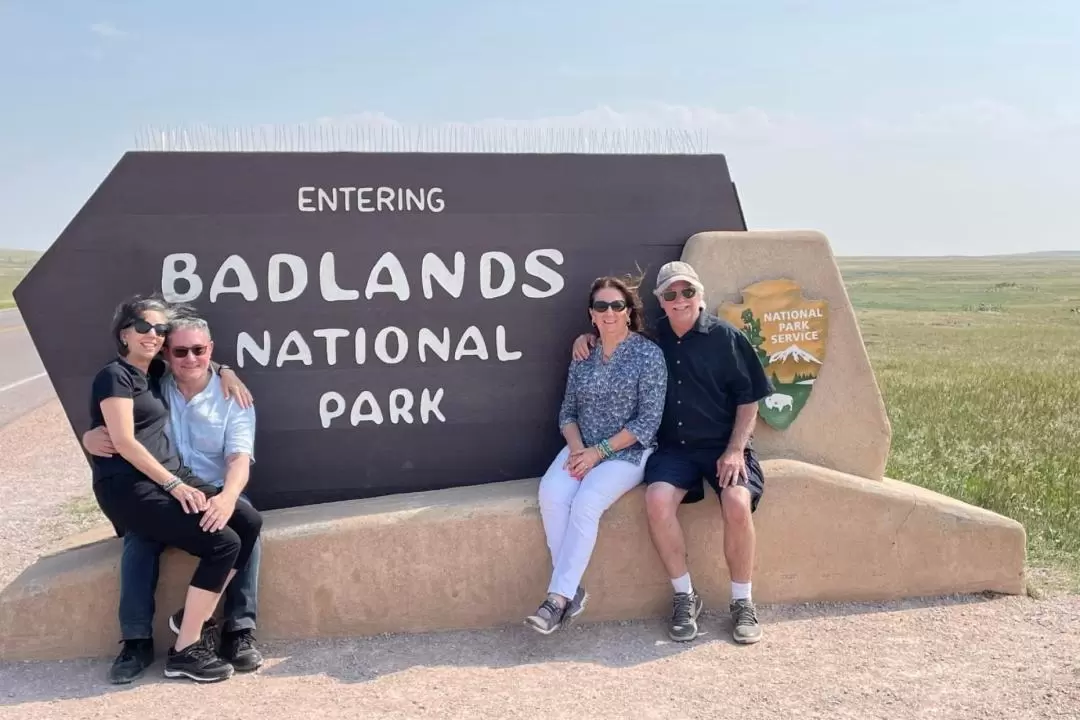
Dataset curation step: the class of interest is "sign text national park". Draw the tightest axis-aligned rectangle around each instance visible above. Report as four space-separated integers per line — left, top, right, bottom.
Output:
16 151 746 509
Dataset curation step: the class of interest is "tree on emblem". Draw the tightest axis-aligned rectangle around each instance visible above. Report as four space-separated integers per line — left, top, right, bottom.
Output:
740 308 770 368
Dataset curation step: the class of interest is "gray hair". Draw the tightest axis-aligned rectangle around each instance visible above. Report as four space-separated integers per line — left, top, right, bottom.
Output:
168 315 213 341
110 294 172 357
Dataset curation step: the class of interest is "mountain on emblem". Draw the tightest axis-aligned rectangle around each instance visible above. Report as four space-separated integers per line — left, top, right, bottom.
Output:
718 278 829 430
769 344 822 365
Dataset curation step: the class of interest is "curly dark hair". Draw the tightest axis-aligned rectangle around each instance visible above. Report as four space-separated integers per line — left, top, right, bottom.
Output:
588 273 646 334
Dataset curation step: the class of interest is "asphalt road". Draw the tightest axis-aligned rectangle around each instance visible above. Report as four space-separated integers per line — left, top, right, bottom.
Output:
0 308 54 429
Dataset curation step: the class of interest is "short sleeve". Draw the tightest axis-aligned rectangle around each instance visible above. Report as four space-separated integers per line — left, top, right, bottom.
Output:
92 364 136 404
225 405 257 462
727 329 774 405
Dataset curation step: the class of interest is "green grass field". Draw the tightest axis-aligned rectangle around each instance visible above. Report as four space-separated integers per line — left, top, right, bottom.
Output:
2 248 1077 586
0 249 41 309
839 254 1080 589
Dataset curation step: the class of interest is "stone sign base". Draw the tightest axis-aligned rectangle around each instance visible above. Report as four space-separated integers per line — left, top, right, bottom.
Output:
0 460 1026 662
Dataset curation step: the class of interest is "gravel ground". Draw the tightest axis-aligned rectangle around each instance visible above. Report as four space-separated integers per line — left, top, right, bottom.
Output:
1 402 1078 719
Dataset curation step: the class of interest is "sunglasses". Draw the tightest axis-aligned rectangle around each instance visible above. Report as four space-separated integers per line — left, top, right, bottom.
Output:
170 344 209 358
127 319 170 336
661 287 698 302
591 299 628 312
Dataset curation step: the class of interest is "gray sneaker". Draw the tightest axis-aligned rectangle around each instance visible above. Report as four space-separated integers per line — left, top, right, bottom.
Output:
566 586 589 622
525 598 567 635
730 598 762 644
669 592 703 642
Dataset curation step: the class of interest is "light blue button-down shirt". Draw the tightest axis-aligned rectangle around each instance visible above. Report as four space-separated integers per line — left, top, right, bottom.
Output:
165 373 255 488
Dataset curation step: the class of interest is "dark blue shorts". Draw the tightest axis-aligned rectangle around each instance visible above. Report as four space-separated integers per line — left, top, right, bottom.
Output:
643 445 765 512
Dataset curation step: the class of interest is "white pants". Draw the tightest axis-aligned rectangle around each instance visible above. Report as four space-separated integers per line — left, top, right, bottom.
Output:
538 445 652 599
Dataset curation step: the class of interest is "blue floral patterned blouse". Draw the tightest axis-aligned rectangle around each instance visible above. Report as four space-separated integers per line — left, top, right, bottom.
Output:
557 332 668 466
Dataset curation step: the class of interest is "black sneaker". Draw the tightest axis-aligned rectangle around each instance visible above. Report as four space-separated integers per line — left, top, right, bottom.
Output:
107 638 154 684
669 591 703 642
164 633 234 683
221 629 264 672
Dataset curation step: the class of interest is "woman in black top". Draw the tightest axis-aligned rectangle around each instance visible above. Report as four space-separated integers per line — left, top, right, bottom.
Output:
90 294 262 683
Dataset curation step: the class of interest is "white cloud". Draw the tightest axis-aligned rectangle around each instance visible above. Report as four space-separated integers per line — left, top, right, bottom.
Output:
90 21 126 39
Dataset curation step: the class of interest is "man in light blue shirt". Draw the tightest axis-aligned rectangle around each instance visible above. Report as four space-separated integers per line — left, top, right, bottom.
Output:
83 313 263 683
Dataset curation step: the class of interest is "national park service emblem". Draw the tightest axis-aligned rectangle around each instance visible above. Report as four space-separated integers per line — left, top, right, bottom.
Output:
719 279 828 430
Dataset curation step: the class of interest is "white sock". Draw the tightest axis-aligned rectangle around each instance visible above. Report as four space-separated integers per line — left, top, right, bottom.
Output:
731 581 752 601
671 573 693 595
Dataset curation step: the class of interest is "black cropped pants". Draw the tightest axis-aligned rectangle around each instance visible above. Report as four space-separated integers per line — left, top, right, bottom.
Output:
94 469 263 593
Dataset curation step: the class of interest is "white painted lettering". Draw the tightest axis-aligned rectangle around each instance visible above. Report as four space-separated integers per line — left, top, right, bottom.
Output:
418 327 451 362
421 388 446 423
320 252 360 301
374 326 408 364
313 328 349 365
365 252 410 300
388 388 414 424
276 330 312 366
522 249 565 298
209 255 258 302
421 252 465 299
480 251 515 299
496 325 522 361
350 391 384 425
162 253 203 302
236 331 271 368
268 253 308 302
454 325 489 360
298 187 316 212
319 391 346 428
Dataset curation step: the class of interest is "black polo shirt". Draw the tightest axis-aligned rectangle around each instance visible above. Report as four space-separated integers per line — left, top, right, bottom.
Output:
88 356 183 482
654 310 774 451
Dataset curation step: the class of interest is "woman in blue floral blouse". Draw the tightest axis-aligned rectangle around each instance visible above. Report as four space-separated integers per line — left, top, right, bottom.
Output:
526 275 668 634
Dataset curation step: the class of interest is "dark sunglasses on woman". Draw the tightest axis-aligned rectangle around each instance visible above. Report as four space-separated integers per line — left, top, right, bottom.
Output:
591 300 628 312
127 319 170 336
170 344 209 358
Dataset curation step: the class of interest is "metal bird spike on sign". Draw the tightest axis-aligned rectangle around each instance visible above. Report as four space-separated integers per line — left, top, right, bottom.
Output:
719 279 829 430
15 127 748 511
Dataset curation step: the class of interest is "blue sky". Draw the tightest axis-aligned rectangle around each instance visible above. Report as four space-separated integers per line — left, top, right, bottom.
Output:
1 0 1078 255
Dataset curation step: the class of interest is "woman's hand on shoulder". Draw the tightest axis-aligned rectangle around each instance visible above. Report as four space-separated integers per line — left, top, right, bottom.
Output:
220 368 254 408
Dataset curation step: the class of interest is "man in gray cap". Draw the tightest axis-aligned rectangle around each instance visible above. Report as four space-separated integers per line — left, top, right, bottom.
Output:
573 260 773 644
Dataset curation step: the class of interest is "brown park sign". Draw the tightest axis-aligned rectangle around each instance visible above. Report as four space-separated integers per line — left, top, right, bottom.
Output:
719 278 828 430
15 151 747 510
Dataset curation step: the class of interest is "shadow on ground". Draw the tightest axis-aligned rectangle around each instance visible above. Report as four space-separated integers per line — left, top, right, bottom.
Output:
0 592 1012 706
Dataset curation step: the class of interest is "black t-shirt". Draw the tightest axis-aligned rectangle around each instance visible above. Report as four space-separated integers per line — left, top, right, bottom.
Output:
88 356 182 482
653 311 774 450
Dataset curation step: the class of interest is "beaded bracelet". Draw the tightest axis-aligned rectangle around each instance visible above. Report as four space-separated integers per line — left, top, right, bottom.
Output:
596 439 614 459
162 477 182 493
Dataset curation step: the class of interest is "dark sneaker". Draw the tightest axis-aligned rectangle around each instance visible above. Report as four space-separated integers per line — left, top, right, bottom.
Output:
221 629 263 672
525 598 567 635
164 634 234 683
566 586 589 622
107 638 154 684
730 598 762 644
669 591 703 642
168 608 213 635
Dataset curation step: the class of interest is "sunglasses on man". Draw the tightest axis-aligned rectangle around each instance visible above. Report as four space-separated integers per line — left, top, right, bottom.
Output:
661 287 698 302
126 319 170 336
591 299 628 312
169 345 209 358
